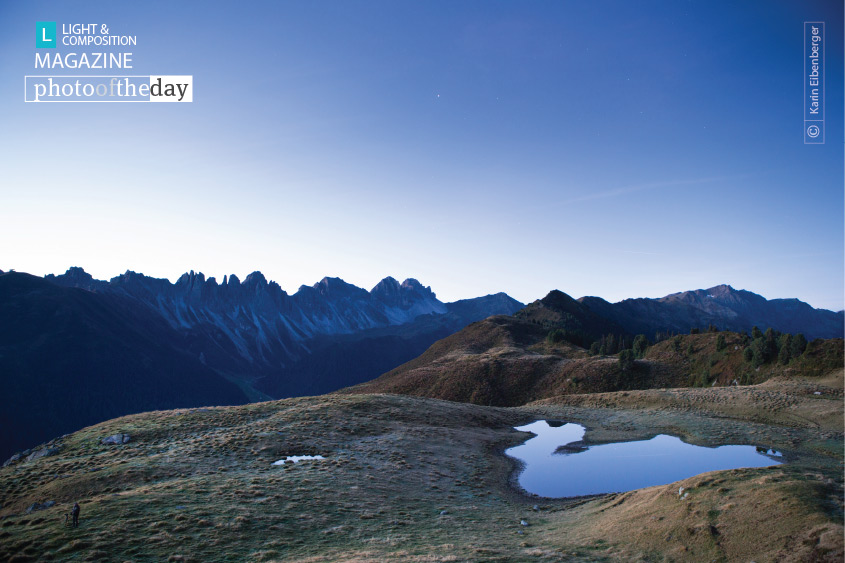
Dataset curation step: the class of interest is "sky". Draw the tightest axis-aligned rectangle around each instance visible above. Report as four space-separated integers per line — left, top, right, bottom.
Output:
1 1 843 310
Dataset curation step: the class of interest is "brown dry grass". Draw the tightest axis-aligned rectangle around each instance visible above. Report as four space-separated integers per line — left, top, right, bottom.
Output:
0 370 841 561
350 331 843 409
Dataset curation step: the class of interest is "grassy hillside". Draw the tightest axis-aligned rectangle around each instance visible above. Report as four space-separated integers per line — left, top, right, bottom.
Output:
349 317 844 407
1 371 841 562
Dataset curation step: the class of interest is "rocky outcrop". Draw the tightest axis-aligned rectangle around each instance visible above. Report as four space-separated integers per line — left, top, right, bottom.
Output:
26 501 55 513
101 434 131 445
25 447 61 462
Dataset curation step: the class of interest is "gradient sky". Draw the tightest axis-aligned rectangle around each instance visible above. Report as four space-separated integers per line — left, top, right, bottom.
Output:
1 1 842 309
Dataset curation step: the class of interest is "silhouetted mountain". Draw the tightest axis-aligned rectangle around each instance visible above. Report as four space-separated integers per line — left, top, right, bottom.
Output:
513 290 626 345
0 272 249 461
579 284 843 340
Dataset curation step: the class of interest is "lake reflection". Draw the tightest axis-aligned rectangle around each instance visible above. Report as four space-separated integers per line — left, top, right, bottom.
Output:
506 421 782 498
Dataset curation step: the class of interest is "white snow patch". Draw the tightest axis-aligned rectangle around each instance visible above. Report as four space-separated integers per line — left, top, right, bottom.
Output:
272 455 325 465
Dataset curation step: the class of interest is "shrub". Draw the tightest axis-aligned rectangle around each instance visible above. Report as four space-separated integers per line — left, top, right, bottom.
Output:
547 329 566 344
751 343 766 368
632 334 649 359
743 347 753 363
778 333 793 365
690 369 711 387
778 344 791 365
618 349 635 371
791 333 808 357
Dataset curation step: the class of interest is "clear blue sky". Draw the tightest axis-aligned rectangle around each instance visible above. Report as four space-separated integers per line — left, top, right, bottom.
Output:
1 1 842 310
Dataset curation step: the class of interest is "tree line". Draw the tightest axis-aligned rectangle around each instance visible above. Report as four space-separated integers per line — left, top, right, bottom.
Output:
547 323 812 376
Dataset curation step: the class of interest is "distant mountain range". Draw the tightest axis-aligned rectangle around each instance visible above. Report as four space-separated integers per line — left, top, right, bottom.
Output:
579 284 843 342
42 268 524 396
1 267 841 460
0 268 522 460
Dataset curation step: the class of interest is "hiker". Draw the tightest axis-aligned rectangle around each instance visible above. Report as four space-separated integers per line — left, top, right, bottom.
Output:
71 502 80 527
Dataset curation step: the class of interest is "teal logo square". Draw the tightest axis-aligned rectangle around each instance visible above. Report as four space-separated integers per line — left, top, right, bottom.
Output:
36 22 56 48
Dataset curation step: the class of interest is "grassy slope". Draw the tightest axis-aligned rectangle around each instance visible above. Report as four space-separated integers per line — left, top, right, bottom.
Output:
1 368 842 562
349 320 843 407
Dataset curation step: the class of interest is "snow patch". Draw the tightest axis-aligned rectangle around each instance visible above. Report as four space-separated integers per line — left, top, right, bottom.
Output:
272 455 325 465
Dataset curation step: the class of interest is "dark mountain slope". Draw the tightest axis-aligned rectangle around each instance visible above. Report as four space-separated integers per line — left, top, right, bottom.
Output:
0 272 249 461
513 289 626 343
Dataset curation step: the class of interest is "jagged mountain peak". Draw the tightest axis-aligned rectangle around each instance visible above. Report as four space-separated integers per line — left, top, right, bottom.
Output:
113 270 151 283
295 284 316 296
371 276 401 294
46 266 97 289
400 278 423 290
400 278 437 299
176 270 205 286
659 285 769 309
703 284 736 296
313 277 369 301
370 276 441 310
243 270 267 287
65 266 91 278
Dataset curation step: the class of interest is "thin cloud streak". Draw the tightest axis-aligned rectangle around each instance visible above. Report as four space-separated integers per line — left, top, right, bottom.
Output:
559 174 755 205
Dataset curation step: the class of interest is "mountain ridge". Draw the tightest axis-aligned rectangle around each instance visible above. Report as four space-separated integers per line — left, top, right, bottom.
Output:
1 268 523 459
579 283 843 340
